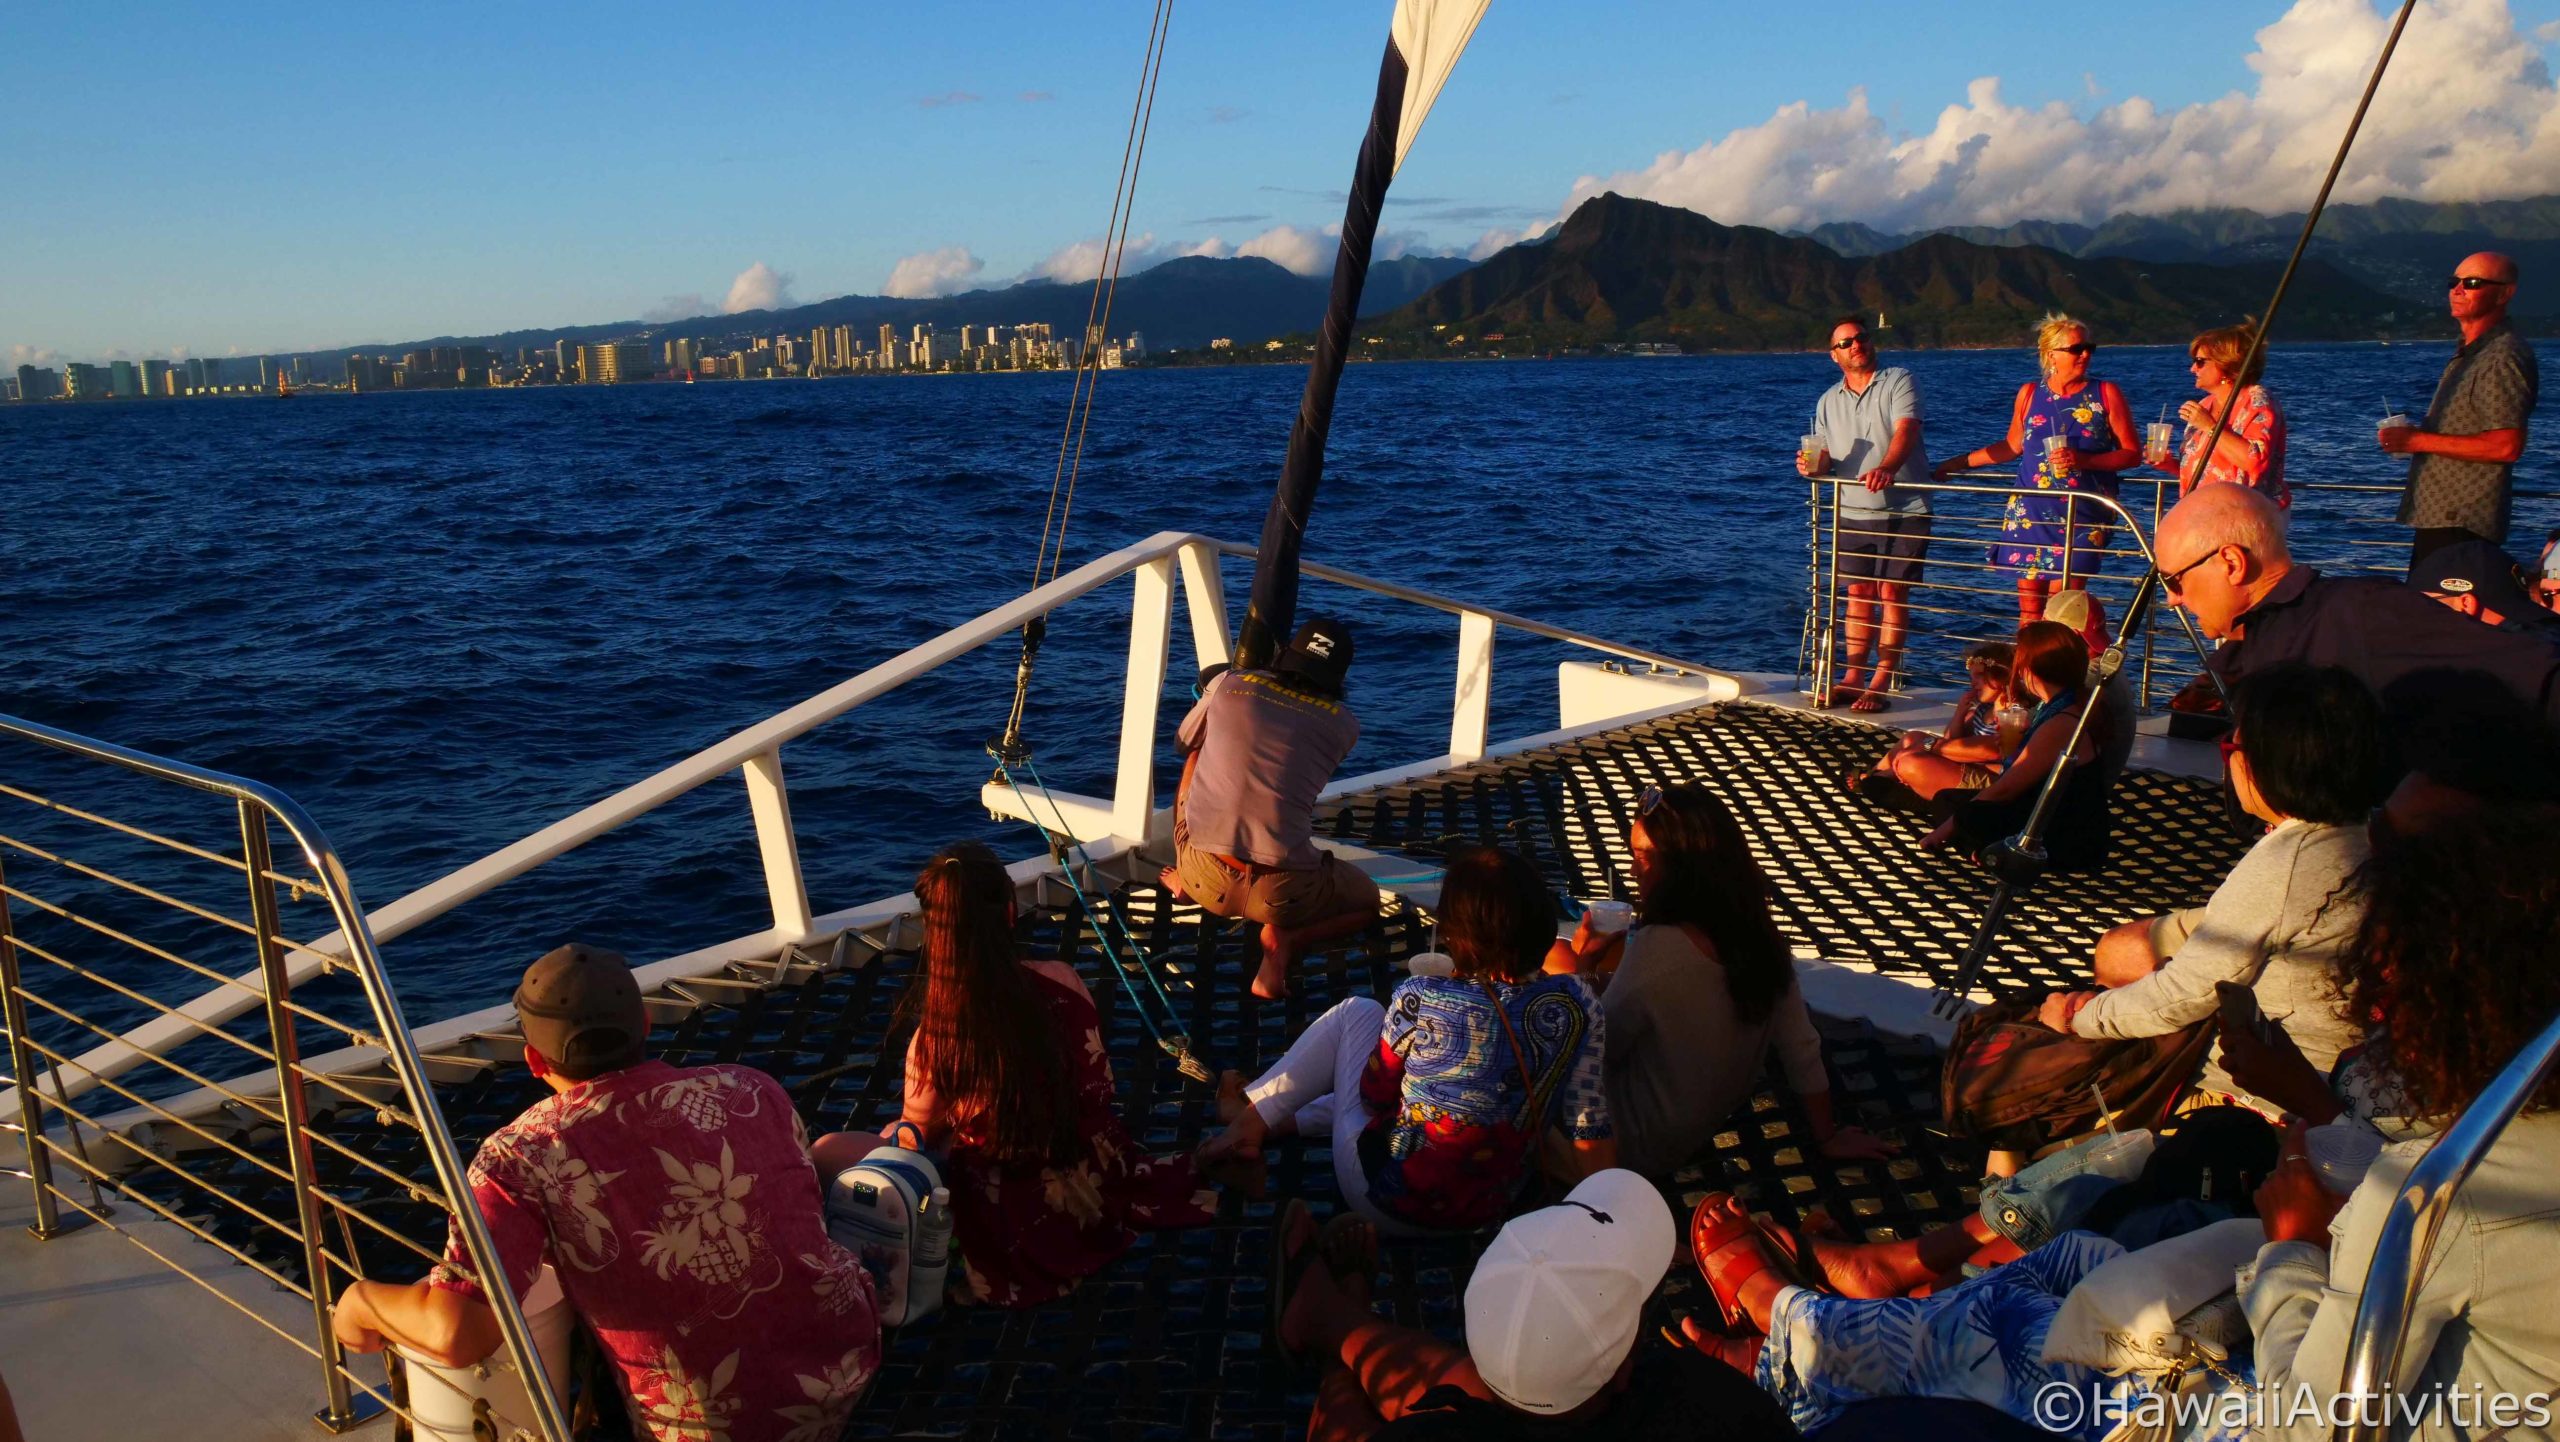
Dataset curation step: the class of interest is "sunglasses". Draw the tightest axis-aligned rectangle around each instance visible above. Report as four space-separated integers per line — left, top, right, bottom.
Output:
1636 783 1667 818
2447 275 2512 292
2050 342 2096 357
2159 546 2226 596
2217 734 2244 768
2186 356 2210 369
1829 334 1871 351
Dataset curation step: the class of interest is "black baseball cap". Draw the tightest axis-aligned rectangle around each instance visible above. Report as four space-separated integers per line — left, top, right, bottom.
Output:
2420 539 2559 635
514 943 648 1074
1278 617 1355 690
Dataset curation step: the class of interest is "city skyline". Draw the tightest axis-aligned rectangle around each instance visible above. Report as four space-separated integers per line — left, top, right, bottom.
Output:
19 1 2556 360
7 320 1148 401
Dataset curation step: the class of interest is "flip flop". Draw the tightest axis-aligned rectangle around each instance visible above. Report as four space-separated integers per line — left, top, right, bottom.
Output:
1688 1193 1821 1334
1266 1200 1320 1376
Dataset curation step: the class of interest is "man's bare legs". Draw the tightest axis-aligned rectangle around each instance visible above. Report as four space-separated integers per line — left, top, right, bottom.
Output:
1256 910 1373 1000
1853 581 1911 713
1833 582 1880 705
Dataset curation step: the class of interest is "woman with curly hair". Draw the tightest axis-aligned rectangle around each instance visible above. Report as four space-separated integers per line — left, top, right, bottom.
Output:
1674 805 2560 1440
2236 805 2560 1436
1933 313 2143 628
814 841 1220 1308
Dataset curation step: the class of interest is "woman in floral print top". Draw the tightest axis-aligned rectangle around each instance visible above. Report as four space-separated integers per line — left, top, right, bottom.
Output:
883 842 1220 1307
1935 314 2144 629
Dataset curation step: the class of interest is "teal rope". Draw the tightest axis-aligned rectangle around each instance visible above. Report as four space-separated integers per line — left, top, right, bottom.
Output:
994 755 1197 1066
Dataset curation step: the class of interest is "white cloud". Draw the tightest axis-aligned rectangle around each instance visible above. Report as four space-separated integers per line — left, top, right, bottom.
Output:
723 262 794 314
883 247 986 298
1560 0 2560 233
7 344 61 367
1467 219 1558 260
1019 231 1234 284
1235 224 1333 275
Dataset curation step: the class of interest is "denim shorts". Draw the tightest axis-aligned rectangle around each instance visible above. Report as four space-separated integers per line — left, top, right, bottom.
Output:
1977 1129 2155 1251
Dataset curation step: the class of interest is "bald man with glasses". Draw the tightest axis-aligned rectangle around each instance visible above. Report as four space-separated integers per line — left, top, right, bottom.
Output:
2157 485 2560 735
2381 252 2539 575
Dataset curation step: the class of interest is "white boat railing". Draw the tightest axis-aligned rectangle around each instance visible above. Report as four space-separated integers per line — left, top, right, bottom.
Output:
0 714 572 1441
22 530 1743 1127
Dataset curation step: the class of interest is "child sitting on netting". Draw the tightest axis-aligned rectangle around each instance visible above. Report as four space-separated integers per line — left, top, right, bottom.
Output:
1847 639 2013 802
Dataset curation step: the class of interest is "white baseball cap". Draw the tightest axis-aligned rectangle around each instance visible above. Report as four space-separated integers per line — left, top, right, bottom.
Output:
1463 1169 1674 1415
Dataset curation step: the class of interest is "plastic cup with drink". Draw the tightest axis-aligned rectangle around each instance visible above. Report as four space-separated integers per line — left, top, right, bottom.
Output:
1994 702 2032 755
1799 433 1828 473
2145 420 2176 468
1583 899 1634 936
2378 409 2412 449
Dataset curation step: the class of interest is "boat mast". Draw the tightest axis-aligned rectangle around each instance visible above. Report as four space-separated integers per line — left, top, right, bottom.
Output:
1234 0 1489 669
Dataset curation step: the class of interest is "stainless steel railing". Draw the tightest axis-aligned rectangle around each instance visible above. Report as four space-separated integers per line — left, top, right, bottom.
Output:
1800 471 2560 711
2337 1008 2560 1440
0 712 572 1442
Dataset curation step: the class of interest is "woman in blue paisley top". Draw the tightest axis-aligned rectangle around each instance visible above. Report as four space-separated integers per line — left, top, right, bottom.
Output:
1935 314 2143 629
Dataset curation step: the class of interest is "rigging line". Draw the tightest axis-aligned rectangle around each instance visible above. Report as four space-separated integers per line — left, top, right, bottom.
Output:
1015 753 1189 1024
2182 0 2415 501
1044 0 1177 589
992 754 1191 1041
1936 1 2418 1017
1030 0 1173 592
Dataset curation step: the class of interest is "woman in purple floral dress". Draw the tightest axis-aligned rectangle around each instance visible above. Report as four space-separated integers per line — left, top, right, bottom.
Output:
1935 315 2143 629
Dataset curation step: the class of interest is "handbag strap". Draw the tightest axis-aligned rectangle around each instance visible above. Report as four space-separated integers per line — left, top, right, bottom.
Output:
1478 978 1542 1121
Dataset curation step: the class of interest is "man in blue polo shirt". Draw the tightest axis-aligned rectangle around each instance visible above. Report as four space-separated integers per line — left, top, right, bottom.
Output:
1801 316 1932 712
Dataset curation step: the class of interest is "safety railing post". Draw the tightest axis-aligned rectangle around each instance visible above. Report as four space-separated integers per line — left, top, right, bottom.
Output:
1174 539 1232 673
1814 480 1843 707
2142 479 2166 706
0 848 67 1240
742 749 815 943
1113 556 1177 843
1450 610 1495 762
238 798 364 1433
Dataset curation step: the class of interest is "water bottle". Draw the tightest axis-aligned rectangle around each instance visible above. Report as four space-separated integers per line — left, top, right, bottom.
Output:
917 1186 954 1270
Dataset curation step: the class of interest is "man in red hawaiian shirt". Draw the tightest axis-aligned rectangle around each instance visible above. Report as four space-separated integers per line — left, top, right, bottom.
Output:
332 944 882 1442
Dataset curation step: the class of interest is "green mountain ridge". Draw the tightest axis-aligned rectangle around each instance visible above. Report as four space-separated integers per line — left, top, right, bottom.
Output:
1799 195 2560 309
1370 193 2420 352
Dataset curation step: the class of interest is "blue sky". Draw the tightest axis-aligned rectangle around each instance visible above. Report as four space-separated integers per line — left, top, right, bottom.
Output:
8 0 2556 360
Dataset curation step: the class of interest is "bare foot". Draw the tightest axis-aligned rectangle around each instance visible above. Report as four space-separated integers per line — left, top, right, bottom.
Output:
1801 1226 1921 1300
1251 927 1292 1000
1158 866 1191 901
1850 688 1892 714
1216 1069 1253 1125
1676 1315 1765 1374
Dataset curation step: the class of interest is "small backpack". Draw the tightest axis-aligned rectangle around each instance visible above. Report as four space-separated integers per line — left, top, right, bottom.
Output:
824 1124 953 1326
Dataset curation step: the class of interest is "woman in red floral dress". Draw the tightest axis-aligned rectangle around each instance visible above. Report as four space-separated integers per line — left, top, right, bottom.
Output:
889 841 1220 1308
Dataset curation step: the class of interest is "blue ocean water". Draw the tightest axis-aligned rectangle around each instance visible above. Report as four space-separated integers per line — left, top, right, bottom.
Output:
0 344 2512 1021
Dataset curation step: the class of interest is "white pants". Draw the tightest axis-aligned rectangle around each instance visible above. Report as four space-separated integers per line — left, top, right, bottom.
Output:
1244 995 1423 1235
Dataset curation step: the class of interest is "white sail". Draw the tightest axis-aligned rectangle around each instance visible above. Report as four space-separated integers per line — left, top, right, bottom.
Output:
1389 0 1491 178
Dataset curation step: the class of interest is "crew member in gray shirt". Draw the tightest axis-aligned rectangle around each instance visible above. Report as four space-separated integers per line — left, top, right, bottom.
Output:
2383 252 2539 575
1800 316 1932 713
1167 618 1379 1000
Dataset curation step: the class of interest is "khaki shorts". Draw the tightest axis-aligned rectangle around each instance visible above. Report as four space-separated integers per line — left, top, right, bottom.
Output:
1175 844 1379 930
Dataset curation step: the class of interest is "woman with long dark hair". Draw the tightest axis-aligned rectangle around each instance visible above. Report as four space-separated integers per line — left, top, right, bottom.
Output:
1196 846 1613 1234
1552 783 1888 1175
817 842 1219 1308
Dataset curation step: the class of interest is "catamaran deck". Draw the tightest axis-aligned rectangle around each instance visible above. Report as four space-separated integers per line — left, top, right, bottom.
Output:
7 696 2241 1441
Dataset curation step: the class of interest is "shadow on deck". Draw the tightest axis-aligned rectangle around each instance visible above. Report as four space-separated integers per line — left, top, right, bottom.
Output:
118 700 2245 1439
